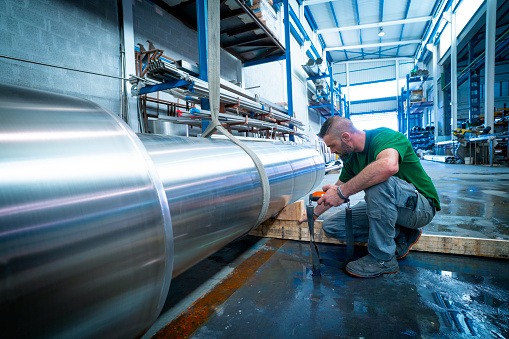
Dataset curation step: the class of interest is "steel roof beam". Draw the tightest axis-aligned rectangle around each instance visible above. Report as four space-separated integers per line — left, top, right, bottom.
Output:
334 56 414 65
317 16 432 34
353 0 364 59
378 0 384 58
325 40 421 51
302 0 341 5
327 1 348 60
396 0 412 59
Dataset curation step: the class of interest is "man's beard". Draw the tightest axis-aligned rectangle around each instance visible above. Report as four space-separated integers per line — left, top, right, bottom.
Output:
338 143 354 161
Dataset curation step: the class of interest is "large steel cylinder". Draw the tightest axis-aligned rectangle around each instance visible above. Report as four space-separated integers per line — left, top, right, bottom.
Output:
139 134 324 277
0 85 174 338
0 85 324 338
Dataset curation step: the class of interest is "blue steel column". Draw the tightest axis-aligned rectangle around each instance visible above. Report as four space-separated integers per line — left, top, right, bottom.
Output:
406 73 410 135
197 0 208 83
329 66 334 115
395 59 400 129
284 0 294 141
197 0 210 132
432 43 439 143
345 62 350 119
485 0 496 132
120 0 140 133
450 0 458 138
486 0 496 166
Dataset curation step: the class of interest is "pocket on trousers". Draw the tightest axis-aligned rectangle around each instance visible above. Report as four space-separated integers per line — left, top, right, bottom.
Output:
396 194 434 228
395 190 418 210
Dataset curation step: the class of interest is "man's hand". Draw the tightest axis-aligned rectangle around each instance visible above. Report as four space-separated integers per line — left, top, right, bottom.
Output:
299 184 341 224
317 184 345 207
322 183 335 192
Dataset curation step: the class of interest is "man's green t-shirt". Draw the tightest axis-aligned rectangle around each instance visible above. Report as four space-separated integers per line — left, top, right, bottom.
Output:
339 127 441 211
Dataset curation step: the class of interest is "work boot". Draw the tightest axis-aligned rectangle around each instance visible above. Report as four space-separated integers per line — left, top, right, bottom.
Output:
345 254 399 278
395 228 422 260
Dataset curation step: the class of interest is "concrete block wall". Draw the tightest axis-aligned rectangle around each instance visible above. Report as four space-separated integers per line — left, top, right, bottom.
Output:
0 0 312 142
133 0 241 84
0 0 122 115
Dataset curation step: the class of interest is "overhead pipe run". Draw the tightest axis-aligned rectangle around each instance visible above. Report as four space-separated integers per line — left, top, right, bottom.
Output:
0 84 325 338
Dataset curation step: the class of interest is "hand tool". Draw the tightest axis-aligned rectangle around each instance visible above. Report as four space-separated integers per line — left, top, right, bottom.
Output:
306 191 324 276
344 199 354 264
307 190 355 272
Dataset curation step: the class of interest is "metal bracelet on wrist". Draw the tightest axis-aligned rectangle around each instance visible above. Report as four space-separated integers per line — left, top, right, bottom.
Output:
337 185 348 201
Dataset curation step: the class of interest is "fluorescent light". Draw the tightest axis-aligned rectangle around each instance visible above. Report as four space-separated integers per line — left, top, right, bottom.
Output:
378 27 385 37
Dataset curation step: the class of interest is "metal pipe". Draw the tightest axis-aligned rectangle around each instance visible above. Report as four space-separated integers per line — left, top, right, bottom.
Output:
0 85 324 337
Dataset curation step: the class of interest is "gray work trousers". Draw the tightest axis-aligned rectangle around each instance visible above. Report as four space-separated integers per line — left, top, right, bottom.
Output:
322 176 436 261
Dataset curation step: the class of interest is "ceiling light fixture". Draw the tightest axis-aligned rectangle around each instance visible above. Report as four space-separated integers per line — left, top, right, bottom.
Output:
378 27 385 37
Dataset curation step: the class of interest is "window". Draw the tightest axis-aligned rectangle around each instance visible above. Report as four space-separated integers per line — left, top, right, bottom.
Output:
349 80 396 101
350 112 399 131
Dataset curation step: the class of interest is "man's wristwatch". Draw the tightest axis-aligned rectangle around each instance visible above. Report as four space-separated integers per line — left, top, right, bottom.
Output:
337 185 349 201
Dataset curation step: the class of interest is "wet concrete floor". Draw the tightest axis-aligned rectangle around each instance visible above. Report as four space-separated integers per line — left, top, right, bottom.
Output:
144 160 509 338
197 240 508 338
422 161 509 240
148 237 509 338
318 160 509 240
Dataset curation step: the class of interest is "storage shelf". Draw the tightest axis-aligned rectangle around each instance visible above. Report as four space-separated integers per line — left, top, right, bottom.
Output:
151 0 284 64
400 71 434 151
303 62 346 118
130 53 306 140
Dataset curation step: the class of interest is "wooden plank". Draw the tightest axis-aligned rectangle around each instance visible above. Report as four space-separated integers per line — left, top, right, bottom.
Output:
414 234 509 259
250 218 509 259
250 218 360 246
273 200 305 221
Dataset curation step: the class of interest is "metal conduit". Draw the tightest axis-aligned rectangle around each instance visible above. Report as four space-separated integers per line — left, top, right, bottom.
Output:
0 85 324 338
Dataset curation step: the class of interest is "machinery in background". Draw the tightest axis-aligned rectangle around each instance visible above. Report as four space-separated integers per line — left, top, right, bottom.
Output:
316 139 342 173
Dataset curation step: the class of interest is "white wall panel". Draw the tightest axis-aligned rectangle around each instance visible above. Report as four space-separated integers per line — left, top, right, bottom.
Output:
332 63 347 89
350 99 397 114
398 60 415 78
348 60 396 84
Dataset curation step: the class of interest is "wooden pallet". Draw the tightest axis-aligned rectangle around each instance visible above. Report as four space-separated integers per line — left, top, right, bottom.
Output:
250 201 509 259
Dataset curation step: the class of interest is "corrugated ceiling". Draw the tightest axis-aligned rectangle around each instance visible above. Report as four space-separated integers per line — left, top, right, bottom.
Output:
302 0 441 63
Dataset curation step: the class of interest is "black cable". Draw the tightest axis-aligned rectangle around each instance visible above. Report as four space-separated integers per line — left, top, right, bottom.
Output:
0 54 128 80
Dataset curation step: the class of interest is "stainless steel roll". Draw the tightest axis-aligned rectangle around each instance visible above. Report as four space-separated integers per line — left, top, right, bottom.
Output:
138 135 324 277
0 84 324 338
0 85 174 338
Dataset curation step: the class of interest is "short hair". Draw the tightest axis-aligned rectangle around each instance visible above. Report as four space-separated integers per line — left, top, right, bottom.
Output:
318 116 355 139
